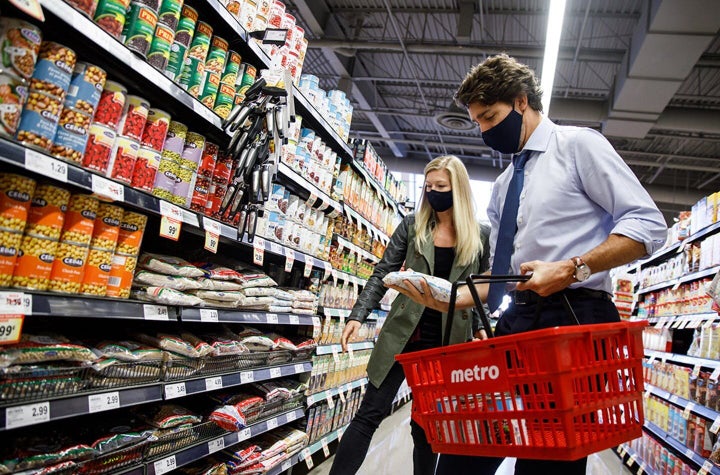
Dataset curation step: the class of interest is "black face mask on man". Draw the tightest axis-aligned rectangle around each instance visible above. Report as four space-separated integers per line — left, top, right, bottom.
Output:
426 190 453 212
481 107 523 154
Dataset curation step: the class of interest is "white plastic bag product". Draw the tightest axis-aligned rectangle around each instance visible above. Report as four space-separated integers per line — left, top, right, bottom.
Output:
241 335 276 351
382 270 453 302
239 274 278 289
143 287 204 306
193 290 246 304
242 287 277 297
274 289 293 301
195 262 246 282
197 278 244 291
138 253 204 277
134 271 203 291
291 300 315 310
201 299 241 309
290 290 316 302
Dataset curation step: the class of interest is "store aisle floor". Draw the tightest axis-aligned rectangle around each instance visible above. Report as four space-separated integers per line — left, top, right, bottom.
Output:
312 403 632 475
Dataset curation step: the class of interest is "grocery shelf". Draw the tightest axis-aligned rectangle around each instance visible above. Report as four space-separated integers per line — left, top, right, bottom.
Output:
349 159 401 212
287 424 350 473
180 308 315 326
615 444 656 475
316 341 374 355
146 408 305 475
644 421 720 474
637 222 720 270
278 162 343 216
637 265 720 295
645 383 720 422
292 87 354 161
306 377 368 406
344 205 391 243
648 312 718 329
323 308 352 319
335 234 380 263
163 361 311 399
1 385 163 431
645 349 720 370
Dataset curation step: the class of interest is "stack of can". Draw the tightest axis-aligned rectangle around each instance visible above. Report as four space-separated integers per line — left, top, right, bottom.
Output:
120 0 159 58
207 151 232 219
67 0 101 18
147 0 184 71
234 62 257 106
0 19 41 140
198 35 228 108
214 50 241 119
152 120 186 203
106 210 146 298
165 4 197 80
189 141 218 213
83 81 127 174
178 20 212 97
16 41 77 153
0 174 36 287
79 203 123 296
93 0 131 39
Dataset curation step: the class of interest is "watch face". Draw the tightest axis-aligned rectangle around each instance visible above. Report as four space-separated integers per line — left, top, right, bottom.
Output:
576 264 591 282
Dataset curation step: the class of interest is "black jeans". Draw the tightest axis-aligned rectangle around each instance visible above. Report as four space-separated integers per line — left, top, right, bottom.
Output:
435 292 620 475
329 362 437 475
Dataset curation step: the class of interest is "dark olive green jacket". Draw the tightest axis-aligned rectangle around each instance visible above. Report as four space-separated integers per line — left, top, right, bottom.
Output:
348 214 490 388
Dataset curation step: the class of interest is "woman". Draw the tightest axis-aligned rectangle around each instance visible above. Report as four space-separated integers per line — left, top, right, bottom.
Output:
328 155 490 475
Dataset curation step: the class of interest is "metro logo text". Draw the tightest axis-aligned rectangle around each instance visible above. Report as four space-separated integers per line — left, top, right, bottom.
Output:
450 365 500 383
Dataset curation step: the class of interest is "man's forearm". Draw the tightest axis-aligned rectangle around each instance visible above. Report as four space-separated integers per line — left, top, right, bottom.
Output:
581 234 648 274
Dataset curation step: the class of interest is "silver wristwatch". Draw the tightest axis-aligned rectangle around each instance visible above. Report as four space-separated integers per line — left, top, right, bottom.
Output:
571 256 591 282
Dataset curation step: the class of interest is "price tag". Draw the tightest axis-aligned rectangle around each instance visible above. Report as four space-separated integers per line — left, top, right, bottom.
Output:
321 438 330 457
269 241 284 255
332 345 340 363
705 318 716 329
693 364 702 377
144 305 170 321
240 371 254 384
267 313 279 324
338 388 346 404
203 216 222 235
0 315 23 345
337 238 345 254
306 193 318 207
348 346 354 360
710 415 720 434
625 454 636 467
267 418 278 430
700 459 715 475
289 315 300 325
711 367 720 381
208 437 225 454
669 394 679 404
200 309 219 323
164 382 186 400
25 150 68 182
158 200 184 220
88 391 120 413
326 391 335 409
346 385 352 401
331 269 338 285
0 291 30 315
204 231 219 253
284 249 295 272
270 367 282 378
281 460 292 471
685 448 695 459
683 402 694 419
154 455 177 475
323 262 332 280
304 256 314 277
5 401 50 429
91 174 124 202
181 210 199 227
159 215 182 240
253 237 265 265
671 280 682 291
638 462 646 475
205 376 223 391
338 427 345 441
301 448 314 469
239 428 252 441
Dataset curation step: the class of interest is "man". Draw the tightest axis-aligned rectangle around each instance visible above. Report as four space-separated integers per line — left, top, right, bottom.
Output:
390 54 668 474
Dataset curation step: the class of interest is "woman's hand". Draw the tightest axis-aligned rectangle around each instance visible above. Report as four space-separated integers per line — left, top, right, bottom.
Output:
341 320 361 352
386 278 450 313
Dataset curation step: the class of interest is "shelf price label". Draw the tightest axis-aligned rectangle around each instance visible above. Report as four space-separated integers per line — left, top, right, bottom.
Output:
269 241 284 256
0 315 23 345
5 401 50 429
266 313 278 324
699 459 715 475
289 315 300 325
323 262 332 280
164 382 186 400
301 448 314 469
253 237 265 266
267 418 278 430
239 427 252 441
91 174 124 202
304 256 314 277
159 201 183 241
285 249 295 272
204 231 219 253
294 363 306 374
693 364 702 377
270 367 282 378
306 193 318 207
144 305 170 321
200 309 219 323
338 388 346 404
321 437 330 457
240 372 254 384
25 149 68 182
207 437 225 454
0 291 31 315
332 345 340 363
281 460 292 471
88 391 120 413
205 377 223 391
710 415 720 434
154 455 177 475
338 427 345 441
711 366 720 381
326 391 335 409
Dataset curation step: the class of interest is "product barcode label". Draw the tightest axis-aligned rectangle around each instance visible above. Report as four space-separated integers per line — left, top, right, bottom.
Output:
88 391 120 413
154 455 177 475
321 438 330 457
5 401 50 429
107 276 122 287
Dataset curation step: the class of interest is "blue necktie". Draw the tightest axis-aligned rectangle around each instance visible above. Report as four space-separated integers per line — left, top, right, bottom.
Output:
487 150 532 312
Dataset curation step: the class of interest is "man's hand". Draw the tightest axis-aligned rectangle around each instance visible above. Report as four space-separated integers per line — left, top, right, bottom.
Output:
515 260 576 296
341 320 361 352
386 278 450 313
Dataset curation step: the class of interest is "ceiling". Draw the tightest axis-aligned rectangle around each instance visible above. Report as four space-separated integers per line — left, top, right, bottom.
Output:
286 0 720 220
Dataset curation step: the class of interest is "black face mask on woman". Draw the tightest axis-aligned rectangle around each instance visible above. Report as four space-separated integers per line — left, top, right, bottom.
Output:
426 190 453 212
481 107 523 154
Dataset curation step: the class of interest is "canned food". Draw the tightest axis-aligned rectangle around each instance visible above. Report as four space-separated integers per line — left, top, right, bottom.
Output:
12 233 58 291
66 0 100 18
182 58 205 98
29 42 76 99
198 141 218 178
221 51 241 86
240 63 257 88
65 62 106 114
174 5 198 47
157 0 183 29
179 131 205 169
140 108 170 151
222 0 241 17
130 146 161 191
94 0 131 39
61 194 98 245
116 211 147 255
15 90 62 152
135 0 160 11
199 71 220 108
107 135 140 184
121 2 158 57
213 82 234 119
26 184 71 239
0 73 28 139
105 253 137 298
94 80 127 129
117 95 150 141
90 203 122 250
189 175 210 212
0 228 21 288
165 41 188 81
152 158 179 201
0 18 42 80
234 84 249 105
252 13 268 33
256 0 270 17
161 148 181 163
205 36 228 75
293 25 305 54
50 107 92 164
171 164 194 206
212 152 232 185
48 241 89 294
147 23 175 71
187 21 212 62
239 0 257 30
82 123 117 173
207 182 226 217
163 120 187 154
79 247 112 296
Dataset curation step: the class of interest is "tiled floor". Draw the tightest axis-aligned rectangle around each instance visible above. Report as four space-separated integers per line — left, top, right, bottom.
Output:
311 403 632 475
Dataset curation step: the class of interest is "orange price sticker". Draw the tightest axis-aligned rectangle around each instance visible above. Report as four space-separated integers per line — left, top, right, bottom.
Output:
0 315 24 345
159 216 182 241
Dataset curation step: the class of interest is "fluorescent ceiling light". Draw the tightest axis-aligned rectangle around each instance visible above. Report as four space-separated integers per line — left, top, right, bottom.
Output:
540 0 567 116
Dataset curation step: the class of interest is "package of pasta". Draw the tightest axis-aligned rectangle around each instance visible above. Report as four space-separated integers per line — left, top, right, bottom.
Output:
238 273 277 289
224 444 262 470
91 430 155 454
382 270 453 302
199 333 248 356
234 325 263 338
194 262 246 282
239 335 276 351
292 338 317 350
30 461 78 474
94 340 164 362
135 404 201 429
264 333 296 351
138 253 205 277
209 404 246 431
1 334 97 367
12 443 95 472
134 271 203 291
180 332 214 358
242 287 277 297
193 290 246 304
250 381 291 401
140 287 204 306
197 278 244 291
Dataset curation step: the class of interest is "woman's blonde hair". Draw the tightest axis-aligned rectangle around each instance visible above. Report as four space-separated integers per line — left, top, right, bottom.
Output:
415 155 482 266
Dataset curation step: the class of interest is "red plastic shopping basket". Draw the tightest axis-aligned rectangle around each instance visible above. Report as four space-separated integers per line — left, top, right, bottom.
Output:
395 274 647 461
